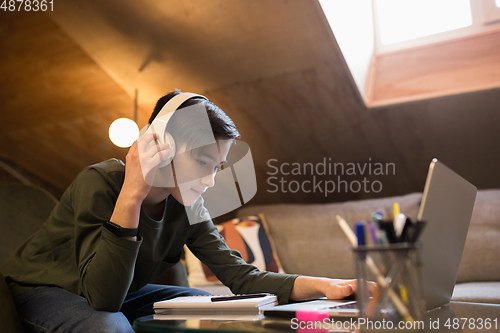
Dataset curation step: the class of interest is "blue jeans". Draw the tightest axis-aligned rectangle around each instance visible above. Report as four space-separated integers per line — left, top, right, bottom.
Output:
13 284 211 333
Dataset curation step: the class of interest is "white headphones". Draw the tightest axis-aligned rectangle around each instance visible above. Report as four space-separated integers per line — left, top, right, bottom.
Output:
145 92 208 167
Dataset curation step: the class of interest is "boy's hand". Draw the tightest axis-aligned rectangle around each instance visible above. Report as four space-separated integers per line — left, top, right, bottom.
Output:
290 276 377 302
123 133 170 202
323 279 356 299
108 134 171 236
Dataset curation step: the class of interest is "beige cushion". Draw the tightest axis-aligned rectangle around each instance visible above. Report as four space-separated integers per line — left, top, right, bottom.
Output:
456 189 500 283
452 282 500 304
238 190 500 284
236 192 422 279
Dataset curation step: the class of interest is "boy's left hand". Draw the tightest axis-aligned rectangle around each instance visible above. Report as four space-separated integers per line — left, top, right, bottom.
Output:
290 276 378 302
289 276 358 302
324 279 356 299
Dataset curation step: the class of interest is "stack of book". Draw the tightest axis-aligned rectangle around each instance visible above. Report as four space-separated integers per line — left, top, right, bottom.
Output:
153 294 277 321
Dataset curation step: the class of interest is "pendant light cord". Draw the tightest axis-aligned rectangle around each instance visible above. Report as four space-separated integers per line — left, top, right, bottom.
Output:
134 88 138 123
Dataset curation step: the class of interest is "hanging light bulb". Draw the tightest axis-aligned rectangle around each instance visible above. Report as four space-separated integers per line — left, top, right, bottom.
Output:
109 118 139 148
109 89 140 148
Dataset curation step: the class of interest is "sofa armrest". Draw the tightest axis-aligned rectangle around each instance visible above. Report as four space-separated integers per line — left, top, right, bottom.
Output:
0 271 24 333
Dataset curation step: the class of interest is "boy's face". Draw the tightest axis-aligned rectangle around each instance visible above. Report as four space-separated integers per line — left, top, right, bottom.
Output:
165 139 232 206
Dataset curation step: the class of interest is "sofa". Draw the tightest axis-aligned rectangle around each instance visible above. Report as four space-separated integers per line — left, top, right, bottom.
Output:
0 182 59 333
0 181 187 332
234 189 500 305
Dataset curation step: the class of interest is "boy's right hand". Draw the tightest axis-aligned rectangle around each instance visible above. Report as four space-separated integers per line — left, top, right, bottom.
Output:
123 133 171 202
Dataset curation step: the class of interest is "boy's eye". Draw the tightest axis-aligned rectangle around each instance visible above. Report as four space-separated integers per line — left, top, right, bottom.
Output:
197 159 221 172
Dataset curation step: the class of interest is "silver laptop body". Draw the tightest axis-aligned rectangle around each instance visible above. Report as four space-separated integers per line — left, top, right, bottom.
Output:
418 158 477 310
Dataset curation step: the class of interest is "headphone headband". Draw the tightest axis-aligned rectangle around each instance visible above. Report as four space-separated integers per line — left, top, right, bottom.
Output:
154 92 208 122
144 92 209 169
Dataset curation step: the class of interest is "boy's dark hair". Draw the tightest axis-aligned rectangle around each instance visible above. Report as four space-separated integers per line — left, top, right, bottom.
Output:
149 90 240 152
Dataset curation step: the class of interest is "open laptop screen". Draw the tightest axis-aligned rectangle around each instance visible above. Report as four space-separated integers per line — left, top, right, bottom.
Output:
418 159 477 310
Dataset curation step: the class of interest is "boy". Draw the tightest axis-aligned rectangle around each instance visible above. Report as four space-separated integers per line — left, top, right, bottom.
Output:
2 91 356 332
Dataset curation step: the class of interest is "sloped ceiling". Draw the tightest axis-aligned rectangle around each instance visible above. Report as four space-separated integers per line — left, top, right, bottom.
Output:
48 0 336 110
1 1 499 207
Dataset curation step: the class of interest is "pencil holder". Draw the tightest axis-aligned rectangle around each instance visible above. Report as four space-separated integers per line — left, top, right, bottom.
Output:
354 243 426 332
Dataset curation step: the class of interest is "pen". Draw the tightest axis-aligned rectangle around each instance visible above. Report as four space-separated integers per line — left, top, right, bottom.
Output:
372 223 390 271
336 215 414 322
376 228 389 245
394 213 406 238
211 293 271 302
393 202 400 219
371 211 388 244
337 215 358 246
365 283 381 318
355 221 366 246
391 210 411 308
392 213 411 307
379 220 398 243
371 211 383 224
400 218 413 242
367 220 379 245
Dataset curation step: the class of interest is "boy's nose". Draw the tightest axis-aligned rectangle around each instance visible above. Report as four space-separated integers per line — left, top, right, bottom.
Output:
201 171 216 188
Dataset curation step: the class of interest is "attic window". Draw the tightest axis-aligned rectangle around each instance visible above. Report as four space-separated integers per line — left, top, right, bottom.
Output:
318 0 500 108
374 0 500 53
375 0 472 46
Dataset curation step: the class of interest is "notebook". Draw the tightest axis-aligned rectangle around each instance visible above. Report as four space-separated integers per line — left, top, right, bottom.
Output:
153 295 277 315
153 312 264 321
264 158 477 318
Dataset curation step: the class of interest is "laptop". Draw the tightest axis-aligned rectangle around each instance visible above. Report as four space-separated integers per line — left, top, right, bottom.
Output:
264 158 477 318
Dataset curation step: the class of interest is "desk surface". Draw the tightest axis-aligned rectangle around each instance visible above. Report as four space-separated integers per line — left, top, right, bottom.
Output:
133 301 500 333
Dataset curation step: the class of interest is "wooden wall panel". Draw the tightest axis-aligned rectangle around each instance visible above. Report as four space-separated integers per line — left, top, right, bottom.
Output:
0 11 150 198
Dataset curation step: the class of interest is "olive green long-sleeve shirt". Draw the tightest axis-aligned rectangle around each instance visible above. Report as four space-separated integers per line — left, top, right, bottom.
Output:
1 159 298 311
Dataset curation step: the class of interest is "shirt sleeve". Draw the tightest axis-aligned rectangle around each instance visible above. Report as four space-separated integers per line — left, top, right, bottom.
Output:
186 220 299 304
71 167 142 312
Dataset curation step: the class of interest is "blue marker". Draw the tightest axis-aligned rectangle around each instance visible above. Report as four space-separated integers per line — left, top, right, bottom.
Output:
355 221 366 246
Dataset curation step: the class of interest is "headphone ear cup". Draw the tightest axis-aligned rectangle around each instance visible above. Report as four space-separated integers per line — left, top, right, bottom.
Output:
157 132 176 168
